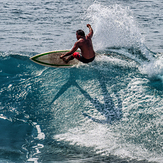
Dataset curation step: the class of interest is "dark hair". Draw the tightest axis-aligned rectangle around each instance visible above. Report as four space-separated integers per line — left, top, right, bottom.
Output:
76 30 85 37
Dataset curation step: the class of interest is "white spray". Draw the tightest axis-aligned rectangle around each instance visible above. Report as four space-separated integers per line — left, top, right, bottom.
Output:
86 3 163 82
86 3 143 51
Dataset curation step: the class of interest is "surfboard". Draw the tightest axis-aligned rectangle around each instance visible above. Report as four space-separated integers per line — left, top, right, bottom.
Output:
30 50 80 68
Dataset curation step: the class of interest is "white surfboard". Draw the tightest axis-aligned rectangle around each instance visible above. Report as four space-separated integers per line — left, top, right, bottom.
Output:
30 50 80 68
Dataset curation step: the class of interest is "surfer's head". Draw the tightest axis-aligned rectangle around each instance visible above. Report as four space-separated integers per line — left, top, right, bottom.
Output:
76 30 85 39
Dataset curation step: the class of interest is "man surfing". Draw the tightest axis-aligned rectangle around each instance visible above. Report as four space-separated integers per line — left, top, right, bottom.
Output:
60 24 95 63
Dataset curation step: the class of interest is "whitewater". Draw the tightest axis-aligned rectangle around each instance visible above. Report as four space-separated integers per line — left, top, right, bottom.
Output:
0 0 163 163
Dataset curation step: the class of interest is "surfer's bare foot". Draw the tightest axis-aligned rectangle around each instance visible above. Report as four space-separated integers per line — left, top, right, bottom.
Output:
62 57 69 63
62 55 74 63
60 54 65 59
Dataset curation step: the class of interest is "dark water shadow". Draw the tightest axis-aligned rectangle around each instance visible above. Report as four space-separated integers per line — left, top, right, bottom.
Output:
148 78 163 91
50 66 123 124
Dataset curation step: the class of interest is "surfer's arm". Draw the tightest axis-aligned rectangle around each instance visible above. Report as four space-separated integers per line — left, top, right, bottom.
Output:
60 42 79 58
87 24 93 38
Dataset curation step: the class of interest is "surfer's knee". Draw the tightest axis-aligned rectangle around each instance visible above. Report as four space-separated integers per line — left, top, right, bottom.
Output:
73 52 80 59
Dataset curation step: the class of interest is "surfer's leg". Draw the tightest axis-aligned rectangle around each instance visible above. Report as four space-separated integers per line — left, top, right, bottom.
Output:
63 52 81 63
62 54 74 63
73 52 81 60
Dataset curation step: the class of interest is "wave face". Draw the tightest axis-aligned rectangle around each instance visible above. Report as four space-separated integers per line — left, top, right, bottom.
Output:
0 1 163 163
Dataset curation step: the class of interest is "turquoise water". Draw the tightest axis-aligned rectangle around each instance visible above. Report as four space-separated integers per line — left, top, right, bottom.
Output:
0 0 163 162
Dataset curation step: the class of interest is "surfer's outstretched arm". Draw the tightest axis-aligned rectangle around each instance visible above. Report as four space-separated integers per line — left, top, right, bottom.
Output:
87 24 93 38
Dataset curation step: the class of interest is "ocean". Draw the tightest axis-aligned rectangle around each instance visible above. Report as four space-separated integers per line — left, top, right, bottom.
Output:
0 0 163 162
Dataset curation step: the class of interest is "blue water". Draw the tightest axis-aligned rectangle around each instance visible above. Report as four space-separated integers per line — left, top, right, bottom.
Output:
0 0 163 163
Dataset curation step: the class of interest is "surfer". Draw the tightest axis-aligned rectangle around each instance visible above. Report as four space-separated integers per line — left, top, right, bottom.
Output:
60 24 95 63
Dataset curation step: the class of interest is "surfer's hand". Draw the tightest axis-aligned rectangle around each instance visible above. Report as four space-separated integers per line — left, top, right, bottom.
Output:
87 24 91 28
60 54 65 58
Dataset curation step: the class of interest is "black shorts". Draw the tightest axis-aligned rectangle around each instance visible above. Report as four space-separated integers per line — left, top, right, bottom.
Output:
73 52 95 63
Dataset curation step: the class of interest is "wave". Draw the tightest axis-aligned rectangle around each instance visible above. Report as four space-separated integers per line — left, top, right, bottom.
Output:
84 3 163 86
0 49 162 162
0 1 162 163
